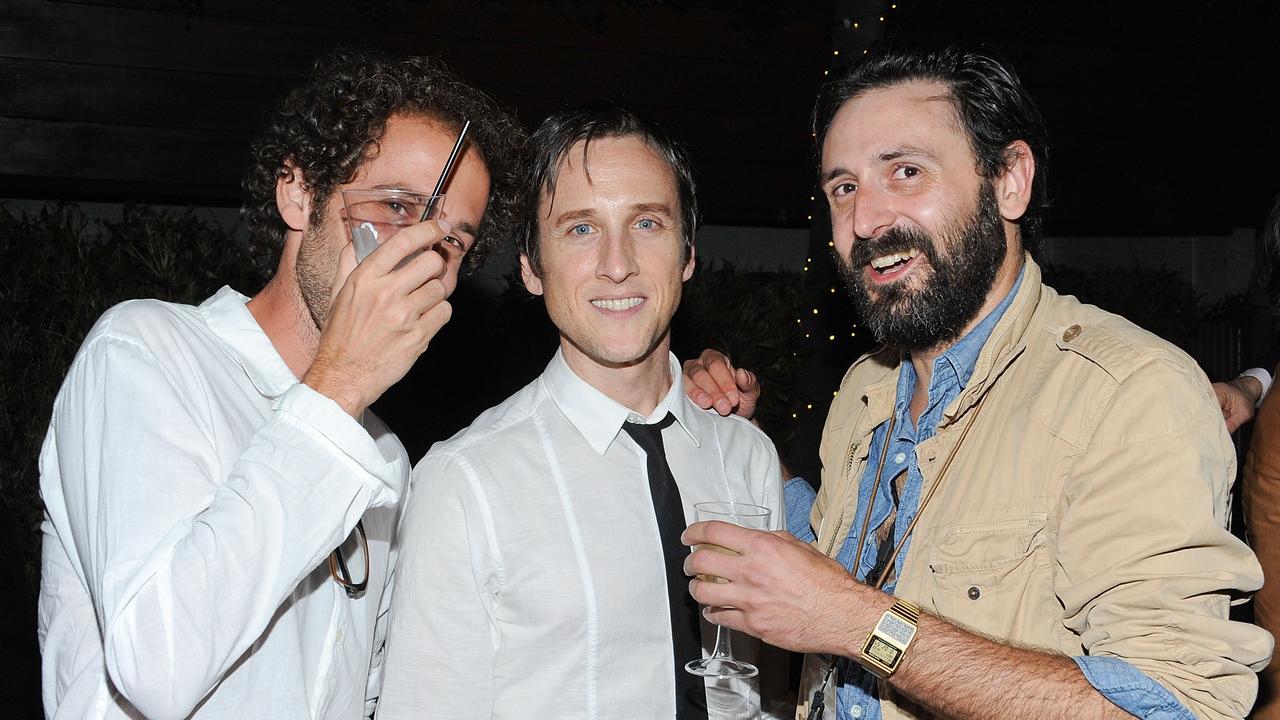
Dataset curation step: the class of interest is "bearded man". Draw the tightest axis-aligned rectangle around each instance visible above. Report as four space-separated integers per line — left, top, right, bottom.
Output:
681 45 1272 719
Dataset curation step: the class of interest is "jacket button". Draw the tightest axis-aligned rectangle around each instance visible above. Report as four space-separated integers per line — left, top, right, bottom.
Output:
967 586 981 600
1062 324 1082 342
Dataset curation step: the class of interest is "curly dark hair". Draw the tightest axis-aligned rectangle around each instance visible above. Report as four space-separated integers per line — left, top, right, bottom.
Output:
242 46 525 267
813 43 1051 254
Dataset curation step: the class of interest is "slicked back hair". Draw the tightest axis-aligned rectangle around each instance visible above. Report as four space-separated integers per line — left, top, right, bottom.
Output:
813 44 1050 253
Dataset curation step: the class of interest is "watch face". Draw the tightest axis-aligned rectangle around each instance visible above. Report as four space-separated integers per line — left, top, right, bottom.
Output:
865 636 902 667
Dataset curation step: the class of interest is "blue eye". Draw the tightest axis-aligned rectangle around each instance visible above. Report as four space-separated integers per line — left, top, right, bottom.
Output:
636 218 655 230
571 223 592 236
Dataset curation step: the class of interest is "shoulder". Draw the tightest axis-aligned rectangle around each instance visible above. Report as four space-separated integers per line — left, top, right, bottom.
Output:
413 378 546 477
1036 286 1203 385
76 298 208 367
1029 285 1217 441
692 400 779 457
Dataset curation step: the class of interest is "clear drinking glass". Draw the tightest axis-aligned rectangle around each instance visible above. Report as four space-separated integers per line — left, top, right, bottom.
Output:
339 189 447 264
685 501 772 679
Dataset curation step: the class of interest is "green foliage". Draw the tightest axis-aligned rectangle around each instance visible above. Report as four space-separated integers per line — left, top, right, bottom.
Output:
1039 261 1202 351
672 263 807 445
0 202 271 597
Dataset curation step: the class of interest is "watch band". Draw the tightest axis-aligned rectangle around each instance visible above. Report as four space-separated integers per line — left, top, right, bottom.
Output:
861 599 920 679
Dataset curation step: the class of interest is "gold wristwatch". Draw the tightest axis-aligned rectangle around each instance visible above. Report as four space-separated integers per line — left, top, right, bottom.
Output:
860 599 920 678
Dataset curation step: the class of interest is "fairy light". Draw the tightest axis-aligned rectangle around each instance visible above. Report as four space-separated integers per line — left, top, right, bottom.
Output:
795 2 898 425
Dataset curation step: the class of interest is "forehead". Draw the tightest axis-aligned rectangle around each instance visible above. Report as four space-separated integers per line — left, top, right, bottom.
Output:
543 135 677 210
821 80 972 169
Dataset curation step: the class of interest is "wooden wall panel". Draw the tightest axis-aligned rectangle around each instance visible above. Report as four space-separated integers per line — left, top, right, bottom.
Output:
0 0 831 225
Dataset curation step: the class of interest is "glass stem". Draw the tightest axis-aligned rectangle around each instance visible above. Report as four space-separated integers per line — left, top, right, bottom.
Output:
709 624 735 661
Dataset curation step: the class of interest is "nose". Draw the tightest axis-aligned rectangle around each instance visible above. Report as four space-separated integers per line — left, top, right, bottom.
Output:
851 183 895 241
597 230 639 283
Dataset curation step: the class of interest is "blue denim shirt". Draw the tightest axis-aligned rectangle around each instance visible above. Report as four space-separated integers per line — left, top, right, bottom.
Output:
784 266 1192 720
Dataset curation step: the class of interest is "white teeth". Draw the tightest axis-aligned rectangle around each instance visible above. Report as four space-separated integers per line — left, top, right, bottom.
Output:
869 249 920 271
591 297 644 311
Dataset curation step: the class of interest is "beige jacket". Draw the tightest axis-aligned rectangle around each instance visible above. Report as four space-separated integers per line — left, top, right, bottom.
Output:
798 258 1272 720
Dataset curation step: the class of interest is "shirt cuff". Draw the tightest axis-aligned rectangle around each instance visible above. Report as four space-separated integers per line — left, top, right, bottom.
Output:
784 477 818 544
272 382 407 506
1240 367 1273 407
1072 656 1194 719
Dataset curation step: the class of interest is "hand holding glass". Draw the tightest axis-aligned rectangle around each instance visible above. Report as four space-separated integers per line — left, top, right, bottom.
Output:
340 189 452 266
686 501 772 679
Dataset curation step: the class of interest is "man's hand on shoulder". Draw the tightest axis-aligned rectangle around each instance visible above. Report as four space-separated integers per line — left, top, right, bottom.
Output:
1214 376 1262 433
683 349 761 419
304 220 456 416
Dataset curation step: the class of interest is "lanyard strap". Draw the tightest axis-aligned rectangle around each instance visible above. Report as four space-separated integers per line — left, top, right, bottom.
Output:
853 390 990 590
807 390 992 718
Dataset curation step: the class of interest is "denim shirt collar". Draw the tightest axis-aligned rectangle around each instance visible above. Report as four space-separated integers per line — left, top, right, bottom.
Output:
895 264 1027 425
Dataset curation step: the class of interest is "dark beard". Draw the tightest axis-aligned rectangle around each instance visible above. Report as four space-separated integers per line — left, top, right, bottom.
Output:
296 216 336 332
834 181 1007 352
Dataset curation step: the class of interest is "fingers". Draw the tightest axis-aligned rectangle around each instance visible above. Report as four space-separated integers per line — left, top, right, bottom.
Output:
682 519 753 550
361 218 453 277
682 349 741 416
734 367 761 419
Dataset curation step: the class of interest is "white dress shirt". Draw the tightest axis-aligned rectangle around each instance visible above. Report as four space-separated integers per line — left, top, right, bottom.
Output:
39 286 409 720
379 349 785 720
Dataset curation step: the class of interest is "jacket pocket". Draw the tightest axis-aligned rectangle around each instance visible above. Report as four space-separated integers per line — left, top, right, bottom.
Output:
926 512 1052 641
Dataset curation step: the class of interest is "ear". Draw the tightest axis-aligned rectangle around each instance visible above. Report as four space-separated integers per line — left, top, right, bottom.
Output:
519 254 544 296
994 140 1034 223
275 160 311 232
681 245 697 282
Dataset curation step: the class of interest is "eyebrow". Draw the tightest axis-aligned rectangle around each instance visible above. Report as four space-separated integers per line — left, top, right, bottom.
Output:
551 202 675 227
819 145 941 185
632 202 675 217
451 221 478 238
878 145 939 163
551 208 596 226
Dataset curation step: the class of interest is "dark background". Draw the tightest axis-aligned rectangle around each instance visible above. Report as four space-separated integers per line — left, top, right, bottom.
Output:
3 0 1278 716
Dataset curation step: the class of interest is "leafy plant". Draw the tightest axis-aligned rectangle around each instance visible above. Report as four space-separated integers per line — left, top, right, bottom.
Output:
0 202 272 598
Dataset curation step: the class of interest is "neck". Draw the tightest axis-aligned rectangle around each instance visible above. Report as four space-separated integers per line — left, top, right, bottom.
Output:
906 247 1025 422
246 238 320 379
560 338 674 417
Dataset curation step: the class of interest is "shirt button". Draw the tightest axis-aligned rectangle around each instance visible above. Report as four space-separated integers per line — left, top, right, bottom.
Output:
1061 324 1082 342
967 586 981 600
893 452 906 464
627 413 644 424
851 705 863 718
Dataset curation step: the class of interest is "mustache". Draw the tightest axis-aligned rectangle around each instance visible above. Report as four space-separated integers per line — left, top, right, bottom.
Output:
849 225 938 267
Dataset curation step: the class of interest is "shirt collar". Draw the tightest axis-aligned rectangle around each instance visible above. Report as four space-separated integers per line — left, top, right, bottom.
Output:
198 286 298 398
897 263 1027 408
541 347 701 455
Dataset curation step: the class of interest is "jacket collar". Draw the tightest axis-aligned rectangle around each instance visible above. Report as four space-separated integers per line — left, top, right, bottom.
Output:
944 254 1043 422
852 253 1045 431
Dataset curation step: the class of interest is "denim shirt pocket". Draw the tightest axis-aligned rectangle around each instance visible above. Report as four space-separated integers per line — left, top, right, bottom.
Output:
926 511 1052 640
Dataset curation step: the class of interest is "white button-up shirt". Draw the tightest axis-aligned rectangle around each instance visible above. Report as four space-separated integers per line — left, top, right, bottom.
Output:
379 349 785 719
39 287 409 720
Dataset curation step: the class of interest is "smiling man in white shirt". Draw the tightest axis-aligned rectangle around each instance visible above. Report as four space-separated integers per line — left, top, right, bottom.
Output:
37 47 522 720
378 103 785 719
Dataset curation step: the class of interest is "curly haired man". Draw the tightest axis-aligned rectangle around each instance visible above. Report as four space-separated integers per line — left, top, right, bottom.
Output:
37 47 523 720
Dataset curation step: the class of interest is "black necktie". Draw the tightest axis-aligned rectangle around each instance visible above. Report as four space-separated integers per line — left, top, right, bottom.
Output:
623 413 708 719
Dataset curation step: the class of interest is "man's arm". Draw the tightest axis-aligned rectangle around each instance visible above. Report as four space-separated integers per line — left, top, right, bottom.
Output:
685 361 1274 720
49 332 402 720
683 526 1129 719
378 452 499 719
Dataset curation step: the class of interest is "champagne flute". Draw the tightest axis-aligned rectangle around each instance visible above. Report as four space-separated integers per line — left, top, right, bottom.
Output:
685 501 772 679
